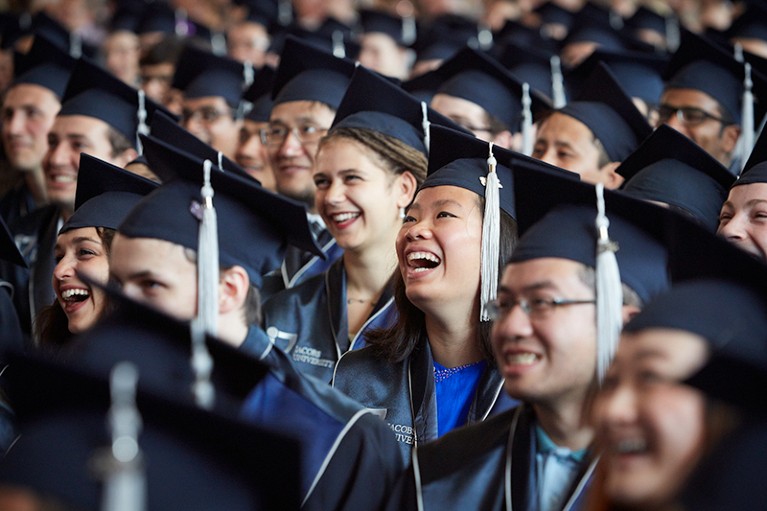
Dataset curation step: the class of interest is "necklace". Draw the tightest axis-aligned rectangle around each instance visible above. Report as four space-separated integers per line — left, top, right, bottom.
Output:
347 297 376 306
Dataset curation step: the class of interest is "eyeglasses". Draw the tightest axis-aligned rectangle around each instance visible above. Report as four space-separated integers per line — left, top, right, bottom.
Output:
657 105 730 126
181 106 233 124
262 123 327 147
487 296 596 321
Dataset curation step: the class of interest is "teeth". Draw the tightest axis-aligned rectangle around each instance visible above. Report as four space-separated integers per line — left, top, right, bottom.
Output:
507 353 538 365
407 252 440 264
62 288 89 301
616 438 647 454
331 212 360 222
51 175 76 183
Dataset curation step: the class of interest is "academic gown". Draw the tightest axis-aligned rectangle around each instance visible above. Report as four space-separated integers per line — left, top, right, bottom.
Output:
0 181 38 225
262 258 398 382
0 204 59 338
386 405 597 511
332 334 518 468
260 229 344 302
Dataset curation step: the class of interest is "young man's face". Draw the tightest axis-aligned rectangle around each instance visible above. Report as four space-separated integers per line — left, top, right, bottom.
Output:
2 83 61 172
491 257 598 409
109 234 198 320
181 95 241 159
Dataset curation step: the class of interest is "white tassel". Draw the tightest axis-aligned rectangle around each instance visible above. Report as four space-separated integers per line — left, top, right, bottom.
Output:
480 143 501 322
521 83 534 156
101 362 146 511
550 56 566 108
217 151 224 171
665 15 680 53
421 101 431 156
402 16 417 46
197 160 219 337
136 90 149 155
69 33 82 59
594 184 622 384
243 60 255 88
740 62 755 174
734 43 744 63
211 31 227 56
190 318 215 409
332 30 346 58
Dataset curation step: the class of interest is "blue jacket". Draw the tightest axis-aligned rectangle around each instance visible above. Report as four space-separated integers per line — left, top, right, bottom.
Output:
387 405 597 511
333 335 518 468
263 258 398 382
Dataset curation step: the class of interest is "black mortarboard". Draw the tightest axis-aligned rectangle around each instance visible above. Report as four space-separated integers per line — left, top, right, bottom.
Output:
242 0 281 32
617 125 734 231
136 1 180 36
411 13 483 64
556 63 652 161
735 112 767 185
496 41 557 100
271 35 356 110
663 29 767 124
494 21 560 55
510 167 672 304
533 2 576 31
561 4 653 56
625 6 668 37
727 2 767 44
121 135 322 286
359 8 415 47
0 12 27 49
268 18 359 59
0 351 300 511
59 58 172 146
565 47 668 105
242 65 276 122
172 45 246 108
403 47 550 132
0 215 25 268
59 154 158 235
149 111 254 180
331 66 467 155
11 34 76 98
27 11 96 58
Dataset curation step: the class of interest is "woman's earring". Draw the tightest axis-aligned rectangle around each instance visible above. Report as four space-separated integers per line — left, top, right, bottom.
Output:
399 207 406 219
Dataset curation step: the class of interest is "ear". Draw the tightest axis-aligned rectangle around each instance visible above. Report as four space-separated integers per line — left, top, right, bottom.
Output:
491 130 515 150
395 170 418 209
722 124 742 155
621 304 641 325
599 161 624 190
115 148 139 168
218 265 250 315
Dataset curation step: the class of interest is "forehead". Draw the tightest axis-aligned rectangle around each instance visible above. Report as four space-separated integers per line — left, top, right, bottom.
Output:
661 88 722 112
183 95 229 110
50 114 110 137
411 184 478 209
503 257 589 291
430 93 486 120
361 32 399 50
270 100 335 125
112 234 190 265
726 182 767 206
57 226 101 245
3 83 59 107
617 328 709 379
536 111 594 143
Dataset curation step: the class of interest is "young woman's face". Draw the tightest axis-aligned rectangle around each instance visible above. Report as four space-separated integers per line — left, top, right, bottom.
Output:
396 185 482 311
314 138 413 253
52 227 110 333
593 328 710 508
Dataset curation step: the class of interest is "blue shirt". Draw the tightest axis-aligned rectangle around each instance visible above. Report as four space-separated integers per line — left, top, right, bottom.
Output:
434 360 487 437
535 425 588 511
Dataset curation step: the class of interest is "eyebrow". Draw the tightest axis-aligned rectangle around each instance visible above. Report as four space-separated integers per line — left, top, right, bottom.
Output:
498 280 559 295
631 347 669 362
270 117 320 125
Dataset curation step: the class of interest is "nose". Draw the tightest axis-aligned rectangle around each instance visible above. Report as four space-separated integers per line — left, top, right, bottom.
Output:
324 179 345 206
46 142 70 168
403 218 433 241
277 128 303 158
718 212 746 241
662 110 689 136
600 382 638 426
53 254 75 283
493 302 534 341
5 110 24 135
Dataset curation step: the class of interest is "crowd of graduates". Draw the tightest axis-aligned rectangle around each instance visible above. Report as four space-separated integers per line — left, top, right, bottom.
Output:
0 0 766 509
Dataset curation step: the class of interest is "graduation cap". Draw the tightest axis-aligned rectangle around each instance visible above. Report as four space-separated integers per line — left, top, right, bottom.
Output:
555 62 652 162
496 41 556 101
359 8 416 47
136 1 183 36
533 2 576 33
560 3 654 57
59 58 173 148
403 47 551 134
736 119 767 184
149 111 254 181
59 154 158 235
625 5 668 38
268 18 359 59
11 34 76 98
271 35 357 110
419 124 579 321
26 11 96 58
0 350 300 511
493 20 560 56
0 12 28 49
727 2 767 45
565 47 668 106
331 65 468 155
242 65 276 122
121 134 322 290
172 45 247 109
616 125 734 231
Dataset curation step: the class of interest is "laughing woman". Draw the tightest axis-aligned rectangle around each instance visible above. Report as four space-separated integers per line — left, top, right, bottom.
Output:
35 155 157 346
261 68 451 382
332 126 528 466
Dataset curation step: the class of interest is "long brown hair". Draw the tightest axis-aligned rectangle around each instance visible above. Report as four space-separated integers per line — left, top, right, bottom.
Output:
34 227 116 347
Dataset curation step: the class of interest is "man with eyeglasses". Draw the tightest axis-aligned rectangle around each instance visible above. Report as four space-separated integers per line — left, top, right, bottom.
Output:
259 36 355 297
235 68 277 191
388 170 672 511
657 30 767 170
172 45 246 160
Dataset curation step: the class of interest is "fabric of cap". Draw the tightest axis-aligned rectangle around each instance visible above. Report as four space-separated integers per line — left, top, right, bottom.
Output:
271 35 356 109
0 351 299 511
331 66 466 154
59 58 172 144
60 154 158 234
617 125 734 231
359 8 409 46
404 47 550 132
626 6 667 35
497 42 556 100
149 111 254 181
558 63 652 161
172 45 245 107
736 122 767 184
495 22 561 56
28 11 97 58
11 34 75 98
534 2 575 29
566 48 667 105
121 135 322 286
510 168 671 303
268 18 359 59
727 3 767 42
242 66 276 122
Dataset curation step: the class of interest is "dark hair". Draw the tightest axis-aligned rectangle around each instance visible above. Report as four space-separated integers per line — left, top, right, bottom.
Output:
537 110 612 167
366 203 518 363
319 127 428 186
139 36 185 67
107 126 136 157
35 227 116 346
